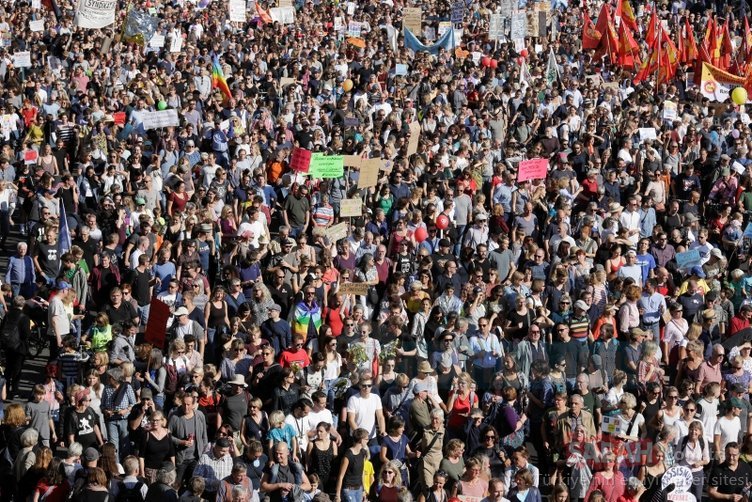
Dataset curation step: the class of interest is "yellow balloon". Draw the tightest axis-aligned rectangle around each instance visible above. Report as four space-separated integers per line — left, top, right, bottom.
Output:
732 87 748 105
343 79 353 92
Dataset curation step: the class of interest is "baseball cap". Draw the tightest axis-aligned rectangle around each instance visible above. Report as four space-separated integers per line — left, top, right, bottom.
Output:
174 306 189 317
690 266 706 278
574 300 589 311
83 447 100 462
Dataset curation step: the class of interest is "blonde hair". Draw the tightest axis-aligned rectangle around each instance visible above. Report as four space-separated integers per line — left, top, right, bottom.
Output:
269 410 285 428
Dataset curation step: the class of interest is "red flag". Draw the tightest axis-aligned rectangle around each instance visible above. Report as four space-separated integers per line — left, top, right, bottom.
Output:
720 20 734 70
745 16 752 59
658 28 679 84
593 3 619 63
645 7 658 47
582 7 602 49
255 3 272 24
618 22 640 68
616 0 638 32
703 17 717 64
683 18 699 63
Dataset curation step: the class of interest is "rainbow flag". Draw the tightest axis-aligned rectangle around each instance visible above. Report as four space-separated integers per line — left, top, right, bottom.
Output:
211 55 233 103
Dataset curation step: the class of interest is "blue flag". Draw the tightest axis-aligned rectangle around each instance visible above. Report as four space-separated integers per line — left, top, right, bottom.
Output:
403 27 455 55
58 197 71 256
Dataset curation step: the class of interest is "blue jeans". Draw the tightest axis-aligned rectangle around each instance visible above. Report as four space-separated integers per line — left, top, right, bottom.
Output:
106 418 129 460
138 304 151 327
342 487 363 502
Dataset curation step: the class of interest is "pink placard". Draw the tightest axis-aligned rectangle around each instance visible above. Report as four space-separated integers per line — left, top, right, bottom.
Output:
517 158 549 182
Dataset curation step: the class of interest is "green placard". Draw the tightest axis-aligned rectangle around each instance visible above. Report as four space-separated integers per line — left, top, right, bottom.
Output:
310 153 345 179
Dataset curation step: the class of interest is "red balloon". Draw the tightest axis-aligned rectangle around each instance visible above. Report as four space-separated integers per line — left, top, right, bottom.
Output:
436 214 450 230
481 56 491 67
414 227 428 243
490 59 498 69
520 49 529 58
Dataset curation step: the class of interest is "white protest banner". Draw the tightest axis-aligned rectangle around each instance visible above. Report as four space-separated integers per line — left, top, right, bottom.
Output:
149 34 166 48
339 199 362 218
663 101 677 121
403 7 422 33
348 21 362 38
12 52 31 68
269 6 295 24
639 128 657 141
325 222 348 243
142 109 180 130
29 20 44 32
510 12 526 41
489 14 503 40
169 30 183 53
228 0 246 22
76 0 117 28
438 21 452 37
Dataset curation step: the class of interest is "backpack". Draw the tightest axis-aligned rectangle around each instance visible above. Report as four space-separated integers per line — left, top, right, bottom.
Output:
679 434 705 454
116 481 146 502
164 363 179 394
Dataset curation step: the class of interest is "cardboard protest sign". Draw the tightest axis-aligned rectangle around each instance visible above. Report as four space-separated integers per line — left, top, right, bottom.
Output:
516 158 548 182
639 128 657 141
76 0 117 28
358 159 381 188
339 282 369 295
406 121 421 156
29 20 44 32
228 0 246 22
344 155 363 168
325 222 348 242
403 7 422 33
339 198 362 217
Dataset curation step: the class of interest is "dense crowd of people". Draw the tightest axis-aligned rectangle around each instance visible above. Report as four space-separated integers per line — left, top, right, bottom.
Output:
1 0 752 500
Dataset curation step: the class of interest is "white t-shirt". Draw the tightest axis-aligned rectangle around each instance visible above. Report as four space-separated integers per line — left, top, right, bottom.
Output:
698 397 719 443
285 414 314 453
308 408 335 429
346 393 382 439
714 415 742 454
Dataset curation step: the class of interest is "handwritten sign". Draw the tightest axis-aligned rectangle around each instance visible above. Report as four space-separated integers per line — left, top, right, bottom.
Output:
450 0 464 23
406 121 421 156
663 100 677 121
516 158 548 182
29 20 44 32
344 155 363 168
339 282 369 296
510 13 526 41
358 159 381 188
12 51 31 68
228 0 246 22
675 249 701 269
113 112 126 126
309 154 344 179
639 128 657 141
489 14 503 40
339 198 362 218
325 222 349 243
661 466 694 493
348 21 362 37
290 148 311 173
269 6 294 24
142 109 180 129
403 7 422 33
